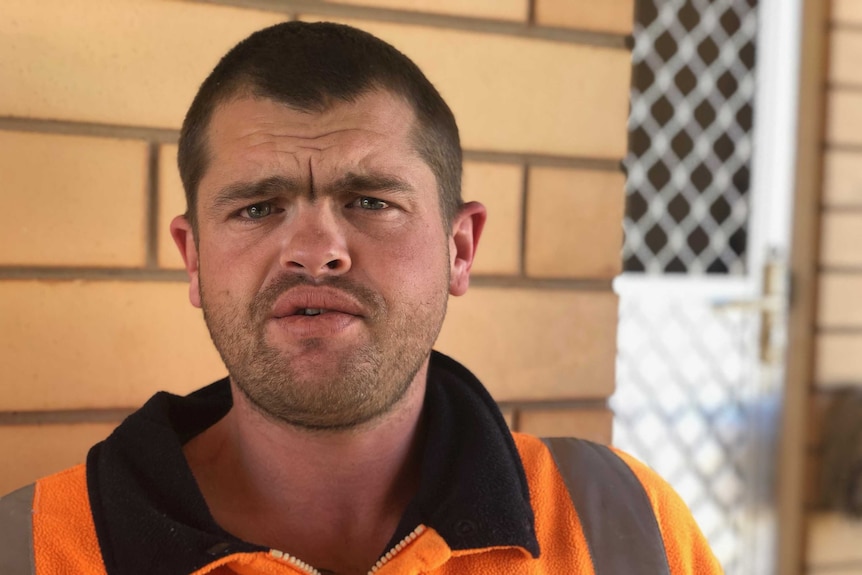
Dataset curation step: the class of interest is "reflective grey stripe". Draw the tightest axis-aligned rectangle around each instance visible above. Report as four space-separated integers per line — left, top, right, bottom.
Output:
0 483 36 575
541 437 670 575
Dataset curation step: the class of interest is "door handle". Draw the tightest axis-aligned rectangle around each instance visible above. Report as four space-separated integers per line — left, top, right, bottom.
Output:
711 259 788 364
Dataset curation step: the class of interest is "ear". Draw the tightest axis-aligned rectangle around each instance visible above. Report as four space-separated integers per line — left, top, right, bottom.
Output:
170 215 202 309
449 201 487 297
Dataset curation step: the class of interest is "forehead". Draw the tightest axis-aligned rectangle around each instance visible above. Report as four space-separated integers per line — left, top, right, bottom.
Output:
206 90 418 158
196 90 435 202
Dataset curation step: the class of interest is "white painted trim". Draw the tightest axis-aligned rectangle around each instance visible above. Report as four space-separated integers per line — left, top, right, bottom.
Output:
747 0 802 287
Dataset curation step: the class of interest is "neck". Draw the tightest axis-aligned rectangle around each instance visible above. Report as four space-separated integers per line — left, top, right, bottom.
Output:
183 362 429 574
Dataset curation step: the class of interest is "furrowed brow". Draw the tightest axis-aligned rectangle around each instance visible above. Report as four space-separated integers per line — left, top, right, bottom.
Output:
325 172 415 197
209 176 303 213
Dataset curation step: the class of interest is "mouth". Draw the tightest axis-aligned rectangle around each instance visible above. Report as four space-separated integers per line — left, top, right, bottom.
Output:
295 308 330 317
269 303 363 340
277 306 362 320
270 286 368 321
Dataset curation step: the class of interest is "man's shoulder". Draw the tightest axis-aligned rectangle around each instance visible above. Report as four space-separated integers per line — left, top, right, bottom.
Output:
0 463 88 512
0 481 37 519
509 433 724 574
509 432 678 500
0 464 104 573
510 432 702 521
0 482 38 572
0 466 88 572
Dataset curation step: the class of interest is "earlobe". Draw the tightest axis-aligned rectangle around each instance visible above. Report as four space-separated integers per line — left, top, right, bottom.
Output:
169 215 202 309
449 201 487 297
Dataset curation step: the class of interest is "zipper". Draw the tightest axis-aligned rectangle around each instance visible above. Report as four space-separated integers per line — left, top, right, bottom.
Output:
269 549 322 575
367 525 426 573
268 524 427 575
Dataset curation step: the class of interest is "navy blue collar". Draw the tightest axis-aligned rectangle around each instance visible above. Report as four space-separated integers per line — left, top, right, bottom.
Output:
86 351 539 575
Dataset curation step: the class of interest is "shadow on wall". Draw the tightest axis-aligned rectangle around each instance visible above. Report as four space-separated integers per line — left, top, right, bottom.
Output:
819 388 862 517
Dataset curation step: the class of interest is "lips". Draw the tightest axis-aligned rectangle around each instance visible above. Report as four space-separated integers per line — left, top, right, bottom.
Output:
270 286 366 320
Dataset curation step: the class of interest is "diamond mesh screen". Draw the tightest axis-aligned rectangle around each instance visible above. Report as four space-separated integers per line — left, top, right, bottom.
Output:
613 295 761 574
624 0 757 274
614 1 765 573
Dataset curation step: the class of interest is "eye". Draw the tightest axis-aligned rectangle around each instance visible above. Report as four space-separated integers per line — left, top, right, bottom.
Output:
240 202 273 219
356 197 389 210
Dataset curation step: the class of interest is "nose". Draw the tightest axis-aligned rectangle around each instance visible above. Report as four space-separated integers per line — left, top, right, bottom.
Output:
279 202 351 278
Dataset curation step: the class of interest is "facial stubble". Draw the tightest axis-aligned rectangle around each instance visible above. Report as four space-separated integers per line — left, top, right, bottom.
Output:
199 268 450 431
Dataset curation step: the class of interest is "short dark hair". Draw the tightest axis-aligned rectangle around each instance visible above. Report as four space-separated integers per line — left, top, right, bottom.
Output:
177 21 463 232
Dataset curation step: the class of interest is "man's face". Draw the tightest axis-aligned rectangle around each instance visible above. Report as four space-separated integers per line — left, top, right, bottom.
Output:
172 90 482 430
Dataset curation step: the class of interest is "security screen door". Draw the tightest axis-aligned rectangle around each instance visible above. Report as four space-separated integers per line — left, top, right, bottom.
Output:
610 1 801 574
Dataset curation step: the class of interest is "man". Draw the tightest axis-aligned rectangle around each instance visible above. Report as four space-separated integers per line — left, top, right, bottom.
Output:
0 22 721 574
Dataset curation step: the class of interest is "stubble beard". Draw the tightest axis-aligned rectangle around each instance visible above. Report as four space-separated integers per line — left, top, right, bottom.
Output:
199 271 449 431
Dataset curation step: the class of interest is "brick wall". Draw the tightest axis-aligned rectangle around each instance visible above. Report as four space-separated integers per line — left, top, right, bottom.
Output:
0 0 633 495
806 0 862 572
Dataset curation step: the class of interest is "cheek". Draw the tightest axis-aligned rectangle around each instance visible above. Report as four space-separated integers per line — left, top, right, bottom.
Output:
362 228 449 293
198 242 270 303
379 219 442 259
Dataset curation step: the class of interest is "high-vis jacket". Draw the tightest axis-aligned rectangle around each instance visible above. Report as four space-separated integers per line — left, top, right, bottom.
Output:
0 352 722 574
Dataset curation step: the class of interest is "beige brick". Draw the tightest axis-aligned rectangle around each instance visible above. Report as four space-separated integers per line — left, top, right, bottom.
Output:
833 0 862 25
320 0 528 22
818 274 862 328
815 334 862 387
437 288 617 401
0 281 226 411
0 423 117 495
525 167 624 279
830 29 862 86
462 162 522 275
301 15 631 158
823 151 862 207
517 408 612 444
820 213 862 267
0 0 285 127
0 131 148 267
808 512 862 567
159 144 187 269
535 0 634 34
826 91 862 146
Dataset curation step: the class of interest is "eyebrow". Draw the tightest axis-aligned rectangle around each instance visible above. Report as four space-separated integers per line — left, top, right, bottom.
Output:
207 171 416 215
324 172 416 197
209 176 304 213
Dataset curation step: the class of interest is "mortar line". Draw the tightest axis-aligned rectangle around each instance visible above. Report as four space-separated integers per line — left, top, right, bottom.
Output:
820 204 862 213
0 409 135 425
0 116 178 142
0 119 623 169
464 151 622 171
518 164 530 278
0 399 610 426
827 82 862 93
0 266 613 290
818 265 862 274
824 142 862 153
146 142 161 269
815 326 862 335
0 267 188 282
497 398 610 411
509 408 523 432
